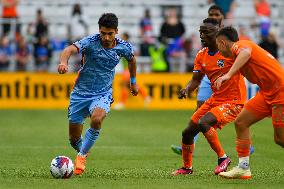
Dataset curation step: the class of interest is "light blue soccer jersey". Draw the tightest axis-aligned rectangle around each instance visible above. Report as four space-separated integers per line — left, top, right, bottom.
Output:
68 34 134 124
197 75 212 101
73 34 134 95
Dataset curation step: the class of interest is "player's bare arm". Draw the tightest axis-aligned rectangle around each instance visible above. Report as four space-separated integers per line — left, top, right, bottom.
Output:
58 45 78 74
128 56 139 96
178 72 204 99
215 48 251 89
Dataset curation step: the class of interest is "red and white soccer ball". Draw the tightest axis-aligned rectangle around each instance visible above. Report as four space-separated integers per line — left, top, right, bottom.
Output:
50 156 74 179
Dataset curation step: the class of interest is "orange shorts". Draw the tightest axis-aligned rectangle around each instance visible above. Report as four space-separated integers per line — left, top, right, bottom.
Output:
191 97 243 129
244 91 284 128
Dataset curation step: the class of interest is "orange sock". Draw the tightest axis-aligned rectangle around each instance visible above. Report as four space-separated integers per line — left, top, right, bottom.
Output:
236 138 251 157
203 127 225 158
182 143 194 168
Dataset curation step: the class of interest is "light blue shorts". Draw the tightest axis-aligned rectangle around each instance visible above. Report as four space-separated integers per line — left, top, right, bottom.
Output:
68 91 113 124
197 75 212 102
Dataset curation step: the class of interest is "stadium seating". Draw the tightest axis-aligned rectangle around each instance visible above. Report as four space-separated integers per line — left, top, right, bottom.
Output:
0 0 283 72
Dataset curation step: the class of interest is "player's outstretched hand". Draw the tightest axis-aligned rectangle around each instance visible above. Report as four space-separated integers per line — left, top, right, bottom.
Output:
58 63 68 74
130 83 139 96
178 88 187 99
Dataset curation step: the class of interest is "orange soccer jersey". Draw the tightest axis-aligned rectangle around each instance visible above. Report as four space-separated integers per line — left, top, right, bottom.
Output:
192 48 247 128
194 47 246 103
231 40 284 127
231 40 284 103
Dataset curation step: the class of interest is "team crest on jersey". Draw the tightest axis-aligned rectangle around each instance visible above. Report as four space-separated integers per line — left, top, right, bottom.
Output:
217 59 225 68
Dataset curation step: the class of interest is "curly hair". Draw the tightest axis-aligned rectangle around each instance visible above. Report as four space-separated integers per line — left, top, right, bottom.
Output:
98 13 118 29
208 5 225 17
203 17 219 26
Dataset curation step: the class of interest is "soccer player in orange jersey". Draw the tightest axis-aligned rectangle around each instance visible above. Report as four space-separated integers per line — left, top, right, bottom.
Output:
172 18 247 175
215 26 284 179
171 4 226 155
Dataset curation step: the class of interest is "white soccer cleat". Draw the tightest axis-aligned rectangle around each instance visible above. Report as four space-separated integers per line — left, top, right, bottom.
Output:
219 166 252 180
113 102 125 110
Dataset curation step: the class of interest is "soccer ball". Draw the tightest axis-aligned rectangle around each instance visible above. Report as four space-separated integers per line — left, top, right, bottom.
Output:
50 156 74 179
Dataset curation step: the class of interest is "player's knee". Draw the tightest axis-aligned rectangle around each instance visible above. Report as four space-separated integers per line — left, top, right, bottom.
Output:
234 118 248 130
182 122 199 143
198 119 210 133
90 116 103 129
91 115 104 129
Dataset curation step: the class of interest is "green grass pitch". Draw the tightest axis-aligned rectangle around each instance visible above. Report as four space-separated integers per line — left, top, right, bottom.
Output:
0 110 283 189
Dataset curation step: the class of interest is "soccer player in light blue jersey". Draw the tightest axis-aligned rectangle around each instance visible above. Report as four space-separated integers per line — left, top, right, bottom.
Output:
58 13 139 175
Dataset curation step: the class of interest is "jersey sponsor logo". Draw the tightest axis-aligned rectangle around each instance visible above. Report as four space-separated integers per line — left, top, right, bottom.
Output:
217 59 225 68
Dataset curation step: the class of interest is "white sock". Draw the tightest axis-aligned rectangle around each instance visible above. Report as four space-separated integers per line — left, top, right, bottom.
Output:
78 152 87 157
220 154 227 158
239 156 249 164
238 156 250 169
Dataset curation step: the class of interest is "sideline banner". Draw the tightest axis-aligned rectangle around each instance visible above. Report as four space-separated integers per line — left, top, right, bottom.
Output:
0 73 75 109
0 73 197 109
113 73 196 109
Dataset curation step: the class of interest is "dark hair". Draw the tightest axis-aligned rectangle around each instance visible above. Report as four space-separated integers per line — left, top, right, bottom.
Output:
203 17 219 26
145 9 151 18
72 4 81 16
216 26 239 42
122 32 130 40
208 5 225 17
98 13 118 29
37 8 42 15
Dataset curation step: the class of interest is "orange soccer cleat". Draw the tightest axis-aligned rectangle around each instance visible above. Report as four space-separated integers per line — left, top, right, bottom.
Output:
74 154 87 175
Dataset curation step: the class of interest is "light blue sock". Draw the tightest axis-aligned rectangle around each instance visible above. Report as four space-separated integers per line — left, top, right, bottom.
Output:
69 136 83 153
194 134 199 143
79 128 100 155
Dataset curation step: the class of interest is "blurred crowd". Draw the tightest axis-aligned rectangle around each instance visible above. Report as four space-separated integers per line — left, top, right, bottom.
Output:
139 0 280 73
0 0 281 73
0 0 53 72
